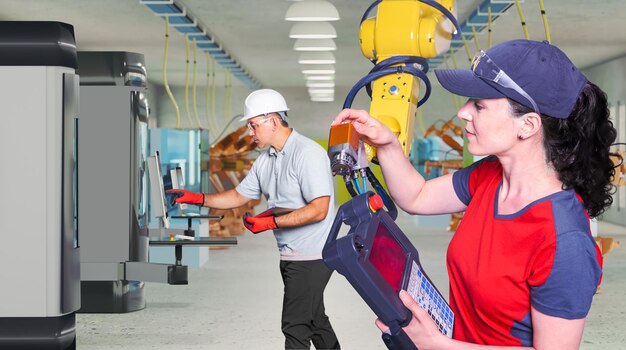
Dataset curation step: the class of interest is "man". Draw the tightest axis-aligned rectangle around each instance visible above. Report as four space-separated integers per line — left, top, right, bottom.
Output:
169 88 340 350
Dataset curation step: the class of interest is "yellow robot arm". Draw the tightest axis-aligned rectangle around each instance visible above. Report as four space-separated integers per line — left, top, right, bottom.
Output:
359 0 457 159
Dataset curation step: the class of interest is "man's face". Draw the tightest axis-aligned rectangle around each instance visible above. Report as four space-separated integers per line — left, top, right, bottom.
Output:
247 115 274 148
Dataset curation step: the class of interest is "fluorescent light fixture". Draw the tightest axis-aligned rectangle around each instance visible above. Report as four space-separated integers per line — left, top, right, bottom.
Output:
304 75 334 81
289 22 337 39
301 65 335 74
311 96 335 102
298 52 335 64
306 81 335 88
309 88 334 94
293 38 336 51
285 1 340 21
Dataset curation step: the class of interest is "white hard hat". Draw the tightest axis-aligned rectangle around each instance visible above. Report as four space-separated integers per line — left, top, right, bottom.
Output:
241 89 289 121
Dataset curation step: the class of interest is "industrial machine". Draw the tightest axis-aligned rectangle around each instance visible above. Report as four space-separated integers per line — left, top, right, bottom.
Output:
76 51 184 312
77 52 235 312
325 1 462 348
0 21 80 349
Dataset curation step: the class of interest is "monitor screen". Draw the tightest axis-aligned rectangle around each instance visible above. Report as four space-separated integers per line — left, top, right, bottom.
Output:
368 220 407 292
147 151 170 228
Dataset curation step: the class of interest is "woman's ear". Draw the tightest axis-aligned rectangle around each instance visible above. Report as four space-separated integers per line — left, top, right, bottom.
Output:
518 113 542 140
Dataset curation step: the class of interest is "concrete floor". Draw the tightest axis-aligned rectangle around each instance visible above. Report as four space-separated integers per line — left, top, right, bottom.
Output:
76 213 626 349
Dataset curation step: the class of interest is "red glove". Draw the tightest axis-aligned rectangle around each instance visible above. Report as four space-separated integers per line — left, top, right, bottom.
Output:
243 214 278 234
166 189 204 205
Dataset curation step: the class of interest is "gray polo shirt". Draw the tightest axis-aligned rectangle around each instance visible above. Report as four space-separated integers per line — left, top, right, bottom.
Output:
236 129 335 261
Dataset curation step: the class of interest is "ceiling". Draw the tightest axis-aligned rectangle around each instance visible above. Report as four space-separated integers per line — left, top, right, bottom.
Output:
2 0 626 138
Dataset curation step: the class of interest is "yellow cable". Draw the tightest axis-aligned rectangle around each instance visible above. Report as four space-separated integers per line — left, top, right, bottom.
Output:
227 72 233 126
162 18 181 128
211 60 217 133
471 26 480 52
192 39 202 128
487 6 493 49
538 0 551 43
443 53 460 111
222 70 229 133
184 36 193 128
514 0 530 40
205 53 214 137
460 35 473 65
448 51 463 110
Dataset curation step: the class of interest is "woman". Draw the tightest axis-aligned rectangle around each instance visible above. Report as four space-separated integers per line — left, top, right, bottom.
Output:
332 40 616 349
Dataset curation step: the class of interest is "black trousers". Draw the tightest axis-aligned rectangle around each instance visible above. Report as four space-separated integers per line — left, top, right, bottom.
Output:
279 260 340 350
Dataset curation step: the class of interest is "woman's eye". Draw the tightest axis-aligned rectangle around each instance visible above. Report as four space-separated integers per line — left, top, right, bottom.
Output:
473 101 483 111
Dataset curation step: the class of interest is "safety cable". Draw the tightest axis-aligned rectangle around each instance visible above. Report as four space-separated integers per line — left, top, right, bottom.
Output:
205 55 218 139
227 72 233 129
460 34 473 65
192 38 202 129
514 0 530 40
211 58 217 132
205 53 214 138
538 0 551 43
184 36 193 127
222 71 232 135
162 18 181 128
470 26 480 52
487 6 493 49
211 114 243 147
447 50 464 110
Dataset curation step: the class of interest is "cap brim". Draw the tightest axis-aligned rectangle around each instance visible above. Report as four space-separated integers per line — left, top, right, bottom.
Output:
434 69 507 99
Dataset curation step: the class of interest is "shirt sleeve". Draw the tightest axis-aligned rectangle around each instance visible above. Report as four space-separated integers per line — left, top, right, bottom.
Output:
452 155 496 205
236 158 262 200
530 231 602 319
297 143 333 202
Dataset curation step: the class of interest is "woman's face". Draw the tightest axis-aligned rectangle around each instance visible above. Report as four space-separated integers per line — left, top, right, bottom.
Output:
456 98 522 156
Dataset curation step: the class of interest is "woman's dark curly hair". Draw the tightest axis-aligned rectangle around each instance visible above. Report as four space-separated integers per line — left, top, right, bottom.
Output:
509 82 617 218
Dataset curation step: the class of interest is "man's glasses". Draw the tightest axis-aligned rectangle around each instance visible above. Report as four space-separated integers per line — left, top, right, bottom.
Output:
246 116 272 131
471 50 540 115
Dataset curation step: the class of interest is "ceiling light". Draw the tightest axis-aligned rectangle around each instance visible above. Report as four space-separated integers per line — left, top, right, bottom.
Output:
285 1 340 21
289 22 337 39
304 75 334 81
306 81 335 88
311 96 335 102
293 38 336 51
309 88 334 94
298 52 335 64
301 65 335 75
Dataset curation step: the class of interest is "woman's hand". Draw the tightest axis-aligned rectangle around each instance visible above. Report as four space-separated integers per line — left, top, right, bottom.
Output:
331 108 398 149
375 290 450 350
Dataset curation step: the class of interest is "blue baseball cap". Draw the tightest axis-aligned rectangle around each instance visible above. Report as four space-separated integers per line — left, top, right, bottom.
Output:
434 40 587 119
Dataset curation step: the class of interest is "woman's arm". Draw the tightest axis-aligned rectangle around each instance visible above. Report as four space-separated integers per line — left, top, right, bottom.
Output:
332 109 466 215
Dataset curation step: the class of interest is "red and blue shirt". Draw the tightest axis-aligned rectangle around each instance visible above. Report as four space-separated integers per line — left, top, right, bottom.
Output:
448 156 602 346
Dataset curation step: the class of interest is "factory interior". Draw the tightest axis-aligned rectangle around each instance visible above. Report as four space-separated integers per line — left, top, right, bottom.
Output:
0 0 625 349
